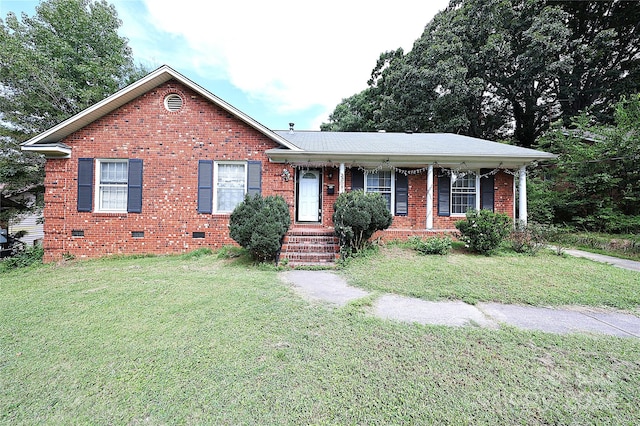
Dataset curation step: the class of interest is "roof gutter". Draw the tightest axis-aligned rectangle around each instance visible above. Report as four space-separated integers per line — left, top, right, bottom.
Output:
265 149 557 168
20 65 301 153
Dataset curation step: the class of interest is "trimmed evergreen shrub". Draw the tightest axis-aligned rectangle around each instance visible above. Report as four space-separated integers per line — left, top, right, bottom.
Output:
455 209 512 255
332 190 392 256
229 194 291 263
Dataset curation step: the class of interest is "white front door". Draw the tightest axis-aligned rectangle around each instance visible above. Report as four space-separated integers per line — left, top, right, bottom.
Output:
298 170 320 222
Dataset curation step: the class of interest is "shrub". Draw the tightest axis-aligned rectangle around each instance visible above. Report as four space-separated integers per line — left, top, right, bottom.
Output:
540 224 569 255
509 221 547 255
455 209 512 255
0 244 44 270
332 190 392 256
408 236 452 255
229 194 290 263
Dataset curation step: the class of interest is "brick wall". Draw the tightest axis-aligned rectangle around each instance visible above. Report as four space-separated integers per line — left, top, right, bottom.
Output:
41 80 517 261
431 169 514 230
43 80 295 262
344 168 515 242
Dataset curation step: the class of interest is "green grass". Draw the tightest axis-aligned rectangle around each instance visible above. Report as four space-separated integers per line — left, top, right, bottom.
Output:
1 253 640 424
342 246 640 310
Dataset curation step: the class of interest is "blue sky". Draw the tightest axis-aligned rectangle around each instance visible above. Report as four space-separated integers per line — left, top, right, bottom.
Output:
1 0 448 130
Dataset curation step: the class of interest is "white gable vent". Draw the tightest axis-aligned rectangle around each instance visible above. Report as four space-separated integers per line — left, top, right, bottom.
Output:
164 93 183 112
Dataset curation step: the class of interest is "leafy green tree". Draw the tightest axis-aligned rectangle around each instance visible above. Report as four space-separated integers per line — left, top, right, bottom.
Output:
0 0 146 222
323 1 571 146
0 146 44 224
320 90 378 132
532 94 640 233
556 0 640 124
322 0 640 149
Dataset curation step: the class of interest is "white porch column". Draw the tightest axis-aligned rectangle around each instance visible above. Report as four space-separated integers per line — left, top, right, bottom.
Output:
426 164 434 229
339 163 346 194
518 165 527 225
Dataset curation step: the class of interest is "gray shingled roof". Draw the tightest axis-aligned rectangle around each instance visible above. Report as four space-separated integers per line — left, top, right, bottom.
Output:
274 131 551 157
266 131 556 168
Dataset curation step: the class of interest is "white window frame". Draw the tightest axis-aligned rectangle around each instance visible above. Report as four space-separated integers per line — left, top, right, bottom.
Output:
214 161 247 213
450 171 480 216
364 170 395 214
95 159 128 213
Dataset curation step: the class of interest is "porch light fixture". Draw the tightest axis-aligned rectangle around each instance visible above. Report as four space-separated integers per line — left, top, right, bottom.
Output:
327 171 333 180
281 168 291 182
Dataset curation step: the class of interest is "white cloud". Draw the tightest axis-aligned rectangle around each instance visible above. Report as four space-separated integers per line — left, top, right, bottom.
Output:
113 0 448 127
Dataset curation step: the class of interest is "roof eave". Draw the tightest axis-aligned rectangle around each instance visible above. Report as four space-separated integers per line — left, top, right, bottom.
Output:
21 143 71 158
20 65 301 152
265 149 557 168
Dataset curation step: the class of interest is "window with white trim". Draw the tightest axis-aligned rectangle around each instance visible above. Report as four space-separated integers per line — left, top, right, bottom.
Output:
365 170 394 213
96 159 128 212
451 171 479 214
215 162 246 213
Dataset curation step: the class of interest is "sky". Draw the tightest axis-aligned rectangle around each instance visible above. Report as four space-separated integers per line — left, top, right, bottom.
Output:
1 0 449 130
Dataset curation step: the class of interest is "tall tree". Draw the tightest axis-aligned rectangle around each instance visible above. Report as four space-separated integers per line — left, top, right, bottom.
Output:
1 0 145 138
322 0 640 149
471 0 572 147
531 94 640 232
320 89 378 132
0 0 146 224
557 0 640 124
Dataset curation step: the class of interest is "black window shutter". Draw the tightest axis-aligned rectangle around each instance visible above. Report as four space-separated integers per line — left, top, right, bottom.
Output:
395 173 408 216
77 158 93 212
197 160 213 214
247 161 262 196
437 174 451 216
351 169 364 191
480 169 494 212
127 159 143 213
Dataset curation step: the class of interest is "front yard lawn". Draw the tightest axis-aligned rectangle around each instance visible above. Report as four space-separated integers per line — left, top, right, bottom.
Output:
342 246 640 311
1 252 639 424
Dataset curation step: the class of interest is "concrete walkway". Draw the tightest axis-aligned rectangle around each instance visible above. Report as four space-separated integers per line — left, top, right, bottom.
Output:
281 270 640 338
559 247 640 272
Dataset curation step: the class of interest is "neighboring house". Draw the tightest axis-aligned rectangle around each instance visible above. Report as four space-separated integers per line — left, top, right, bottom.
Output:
0 189 43 255
9 210 44 247
21 65 555 264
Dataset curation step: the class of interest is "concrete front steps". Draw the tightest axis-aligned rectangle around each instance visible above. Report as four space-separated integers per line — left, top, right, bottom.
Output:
280 227 340 267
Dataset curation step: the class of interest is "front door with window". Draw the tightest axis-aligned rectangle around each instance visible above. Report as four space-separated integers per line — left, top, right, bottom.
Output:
297 170 320 222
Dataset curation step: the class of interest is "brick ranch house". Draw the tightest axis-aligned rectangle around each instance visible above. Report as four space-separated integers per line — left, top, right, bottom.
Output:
22 65 555 265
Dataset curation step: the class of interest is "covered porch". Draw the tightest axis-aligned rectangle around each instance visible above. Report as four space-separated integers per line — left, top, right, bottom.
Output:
268 131 550 231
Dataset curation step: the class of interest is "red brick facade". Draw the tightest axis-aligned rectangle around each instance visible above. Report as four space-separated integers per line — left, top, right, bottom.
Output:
42 80 296 261
40 79 515 262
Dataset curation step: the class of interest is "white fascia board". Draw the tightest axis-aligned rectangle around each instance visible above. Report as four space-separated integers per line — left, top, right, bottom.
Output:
266 149 557 168
21 144 71 158
21 66 174 147
20 65 300 151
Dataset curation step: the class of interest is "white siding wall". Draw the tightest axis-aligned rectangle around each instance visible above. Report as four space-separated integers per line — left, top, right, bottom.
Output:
9 213 44 246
